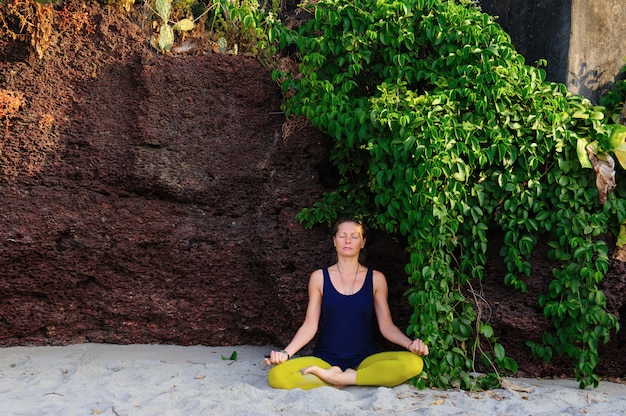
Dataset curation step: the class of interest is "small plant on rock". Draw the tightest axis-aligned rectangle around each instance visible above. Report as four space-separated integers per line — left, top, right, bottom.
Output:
150 0 196 52
0 0 55 59
0 89 24 134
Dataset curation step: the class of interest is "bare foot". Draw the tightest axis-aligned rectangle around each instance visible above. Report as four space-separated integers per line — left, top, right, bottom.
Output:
302 365 357 387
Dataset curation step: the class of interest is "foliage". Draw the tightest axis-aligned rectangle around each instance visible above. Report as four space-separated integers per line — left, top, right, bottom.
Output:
273 0 624 389
212 0 283 61
150 0 196 52
141 0 281 56
583 66 626 255
0 0 280 58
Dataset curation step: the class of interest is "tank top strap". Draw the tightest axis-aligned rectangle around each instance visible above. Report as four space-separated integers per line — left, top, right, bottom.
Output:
322 267 332 293
364 267 373 295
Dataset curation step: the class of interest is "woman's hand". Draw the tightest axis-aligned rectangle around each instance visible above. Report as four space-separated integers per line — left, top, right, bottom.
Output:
264 350 290 366
407 339 429 356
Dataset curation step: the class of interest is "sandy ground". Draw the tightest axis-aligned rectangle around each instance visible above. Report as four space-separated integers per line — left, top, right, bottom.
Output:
0 344 625 416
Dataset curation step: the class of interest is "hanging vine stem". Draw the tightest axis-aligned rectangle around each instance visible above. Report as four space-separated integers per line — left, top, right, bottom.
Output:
451 249 502 391
466 279 502 387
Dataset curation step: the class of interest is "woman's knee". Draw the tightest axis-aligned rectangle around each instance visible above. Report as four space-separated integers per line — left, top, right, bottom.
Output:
267 366 290 389
405 353 424 377
267 357 333 390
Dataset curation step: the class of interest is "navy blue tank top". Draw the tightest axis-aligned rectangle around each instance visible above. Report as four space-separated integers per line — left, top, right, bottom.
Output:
313 268 378 370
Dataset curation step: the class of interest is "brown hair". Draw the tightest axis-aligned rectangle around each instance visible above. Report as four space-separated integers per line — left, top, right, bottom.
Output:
331 217 366 237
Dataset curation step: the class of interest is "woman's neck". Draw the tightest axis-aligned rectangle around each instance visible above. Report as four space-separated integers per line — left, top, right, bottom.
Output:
336 257 360 272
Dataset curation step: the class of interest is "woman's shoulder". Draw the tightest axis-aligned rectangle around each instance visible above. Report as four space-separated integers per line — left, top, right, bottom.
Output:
309 268 325 282
308 269 325 293
370 269 388 285
367 268 385 278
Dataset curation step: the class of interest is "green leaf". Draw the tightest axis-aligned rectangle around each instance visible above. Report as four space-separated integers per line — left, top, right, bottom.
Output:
158 24 175 51
494 343 505 361
590 111 604 120
155 0 171 22
617 223 626 247
173 18 195 32
479 322 494 338
609 124 626 169
221 351 238 361
576 138 592 168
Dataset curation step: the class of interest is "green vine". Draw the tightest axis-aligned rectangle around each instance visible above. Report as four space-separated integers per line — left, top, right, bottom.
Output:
270 0 623 389
218 0 282 62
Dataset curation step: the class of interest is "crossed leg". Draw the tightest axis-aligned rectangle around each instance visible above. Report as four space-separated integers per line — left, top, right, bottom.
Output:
268 352 424 390
302 365 357 386
267 357 333 390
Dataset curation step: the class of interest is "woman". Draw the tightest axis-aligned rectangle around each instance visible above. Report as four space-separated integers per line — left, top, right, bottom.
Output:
265 218 429 390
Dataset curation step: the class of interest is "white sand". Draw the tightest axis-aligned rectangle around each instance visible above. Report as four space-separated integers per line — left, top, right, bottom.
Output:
0 344 624 416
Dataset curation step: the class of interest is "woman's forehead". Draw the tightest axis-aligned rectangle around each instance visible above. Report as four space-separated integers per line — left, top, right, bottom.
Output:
336 222 362 234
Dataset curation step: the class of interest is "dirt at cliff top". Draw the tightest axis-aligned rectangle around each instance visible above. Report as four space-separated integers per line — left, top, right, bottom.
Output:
1 1 625 381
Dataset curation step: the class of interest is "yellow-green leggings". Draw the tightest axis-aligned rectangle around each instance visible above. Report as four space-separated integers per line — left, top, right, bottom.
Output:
267 351 424 390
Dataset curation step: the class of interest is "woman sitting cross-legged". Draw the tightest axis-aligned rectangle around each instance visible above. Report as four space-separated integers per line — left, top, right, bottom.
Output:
264 217 429 390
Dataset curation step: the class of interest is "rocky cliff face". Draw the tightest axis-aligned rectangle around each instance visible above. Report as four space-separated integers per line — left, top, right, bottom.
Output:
0 3 412 351
0 2 624 378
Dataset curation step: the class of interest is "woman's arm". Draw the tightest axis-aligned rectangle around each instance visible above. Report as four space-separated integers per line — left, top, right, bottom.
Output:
373 270 429 356
265 269 323 365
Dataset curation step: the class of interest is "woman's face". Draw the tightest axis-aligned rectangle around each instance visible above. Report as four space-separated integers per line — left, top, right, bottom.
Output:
333 221 365 257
